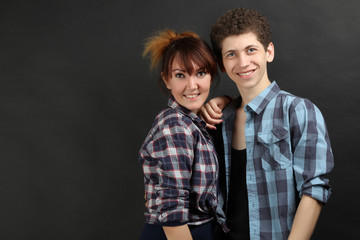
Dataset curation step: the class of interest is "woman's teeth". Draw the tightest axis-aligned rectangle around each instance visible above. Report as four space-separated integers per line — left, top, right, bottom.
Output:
185 94 199 98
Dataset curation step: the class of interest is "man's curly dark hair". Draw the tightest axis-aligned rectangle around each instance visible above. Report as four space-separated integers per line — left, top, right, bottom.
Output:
210 8 272 71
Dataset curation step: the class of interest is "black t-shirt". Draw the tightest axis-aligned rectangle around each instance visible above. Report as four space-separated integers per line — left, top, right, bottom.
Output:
226 148 250 239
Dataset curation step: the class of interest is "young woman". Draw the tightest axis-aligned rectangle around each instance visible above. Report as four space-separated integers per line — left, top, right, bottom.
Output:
138 30 226 240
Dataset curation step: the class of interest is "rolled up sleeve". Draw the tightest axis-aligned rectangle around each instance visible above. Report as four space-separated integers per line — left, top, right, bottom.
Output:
290 98 334 203
144 123 194 225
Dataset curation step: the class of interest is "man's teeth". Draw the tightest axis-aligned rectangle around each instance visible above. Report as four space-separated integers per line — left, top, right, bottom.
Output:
239 71 253 76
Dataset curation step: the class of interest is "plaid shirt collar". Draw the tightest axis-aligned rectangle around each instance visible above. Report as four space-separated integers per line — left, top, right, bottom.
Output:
168 95 207 129
222 81 281 119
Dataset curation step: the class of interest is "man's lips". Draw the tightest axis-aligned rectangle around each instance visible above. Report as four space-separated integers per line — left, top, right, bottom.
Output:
237 70 255 76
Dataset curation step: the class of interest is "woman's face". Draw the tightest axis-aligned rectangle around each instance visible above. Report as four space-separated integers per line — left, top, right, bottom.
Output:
163 58 212 114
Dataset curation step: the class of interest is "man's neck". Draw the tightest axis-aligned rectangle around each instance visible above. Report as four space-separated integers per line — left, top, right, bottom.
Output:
237 79 271 108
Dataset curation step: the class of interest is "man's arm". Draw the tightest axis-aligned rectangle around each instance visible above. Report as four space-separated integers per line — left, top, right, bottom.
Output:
199 95 233 129
288 195 322 240
289 98 334 239
163 225 193 240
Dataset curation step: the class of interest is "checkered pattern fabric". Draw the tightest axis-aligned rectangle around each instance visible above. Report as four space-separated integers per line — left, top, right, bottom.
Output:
216 82 334 239
139 96 225 227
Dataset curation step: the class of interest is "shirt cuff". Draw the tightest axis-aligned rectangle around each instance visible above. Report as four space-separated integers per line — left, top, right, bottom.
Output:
301 184 331 204
161 221 189 226
158 208 189 226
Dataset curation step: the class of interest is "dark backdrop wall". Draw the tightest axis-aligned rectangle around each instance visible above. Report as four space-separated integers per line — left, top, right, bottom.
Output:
1 0 359 239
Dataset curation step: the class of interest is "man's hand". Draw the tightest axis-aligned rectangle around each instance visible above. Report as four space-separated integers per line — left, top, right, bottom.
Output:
200 96 232 129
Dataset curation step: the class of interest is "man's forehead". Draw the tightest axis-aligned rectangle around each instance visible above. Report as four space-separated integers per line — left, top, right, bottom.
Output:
221 32 262 50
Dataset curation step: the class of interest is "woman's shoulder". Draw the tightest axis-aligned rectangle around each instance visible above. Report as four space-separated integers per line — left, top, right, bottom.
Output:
151 108 193 132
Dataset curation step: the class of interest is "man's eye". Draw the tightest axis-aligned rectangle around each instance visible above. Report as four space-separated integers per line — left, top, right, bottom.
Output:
248 48 256 53
226 52 235 57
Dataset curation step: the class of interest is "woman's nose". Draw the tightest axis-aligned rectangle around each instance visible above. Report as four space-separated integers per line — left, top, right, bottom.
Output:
187 76 198 90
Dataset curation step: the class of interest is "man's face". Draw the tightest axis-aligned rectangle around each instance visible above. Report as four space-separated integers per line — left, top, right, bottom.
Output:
221 32 274 93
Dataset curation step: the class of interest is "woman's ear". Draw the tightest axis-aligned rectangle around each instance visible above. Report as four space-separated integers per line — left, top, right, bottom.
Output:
161 73 171 90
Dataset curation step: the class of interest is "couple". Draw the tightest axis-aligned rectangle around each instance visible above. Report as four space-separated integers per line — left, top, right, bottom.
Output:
138 8 334 240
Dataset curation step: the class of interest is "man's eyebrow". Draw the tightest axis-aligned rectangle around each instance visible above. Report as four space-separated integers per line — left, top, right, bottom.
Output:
223 44 260 54
222 49 236 55
245 44 259 49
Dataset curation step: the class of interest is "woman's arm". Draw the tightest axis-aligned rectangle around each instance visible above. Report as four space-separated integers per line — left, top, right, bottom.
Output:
288 195 322 240
163 225 193 240
141 118 195 237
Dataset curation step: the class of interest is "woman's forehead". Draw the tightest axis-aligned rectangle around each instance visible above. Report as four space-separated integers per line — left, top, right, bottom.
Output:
171 55 204 70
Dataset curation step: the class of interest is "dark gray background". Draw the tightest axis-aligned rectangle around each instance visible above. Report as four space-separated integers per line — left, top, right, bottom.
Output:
1 0 359 239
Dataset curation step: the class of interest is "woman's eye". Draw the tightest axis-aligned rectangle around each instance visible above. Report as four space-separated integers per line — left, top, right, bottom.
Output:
175 73 185 78
197 71 207 77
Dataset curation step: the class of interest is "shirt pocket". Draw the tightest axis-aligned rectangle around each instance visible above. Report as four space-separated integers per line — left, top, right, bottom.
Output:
257 127 292 171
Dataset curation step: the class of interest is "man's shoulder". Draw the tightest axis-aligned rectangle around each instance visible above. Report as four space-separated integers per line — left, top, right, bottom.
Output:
275 89 312 107
271 89 323 119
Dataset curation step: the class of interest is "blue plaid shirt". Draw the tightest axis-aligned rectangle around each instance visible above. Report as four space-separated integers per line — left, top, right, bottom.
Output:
139 96 226 228
214 82 334 239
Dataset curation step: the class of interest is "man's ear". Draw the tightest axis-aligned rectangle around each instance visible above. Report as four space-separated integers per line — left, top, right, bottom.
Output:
266 42 275 63
161 73 171 90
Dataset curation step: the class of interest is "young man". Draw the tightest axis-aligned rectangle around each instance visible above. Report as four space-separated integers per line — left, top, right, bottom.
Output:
201 8 334 239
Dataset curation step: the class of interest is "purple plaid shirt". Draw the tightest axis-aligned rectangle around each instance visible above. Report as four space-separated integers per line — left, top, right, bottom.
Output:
139 96 226 227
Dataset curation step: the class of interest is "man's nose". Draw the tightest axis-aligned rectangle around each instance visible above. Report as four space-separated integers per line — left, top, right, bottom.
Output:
237 53 250 68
